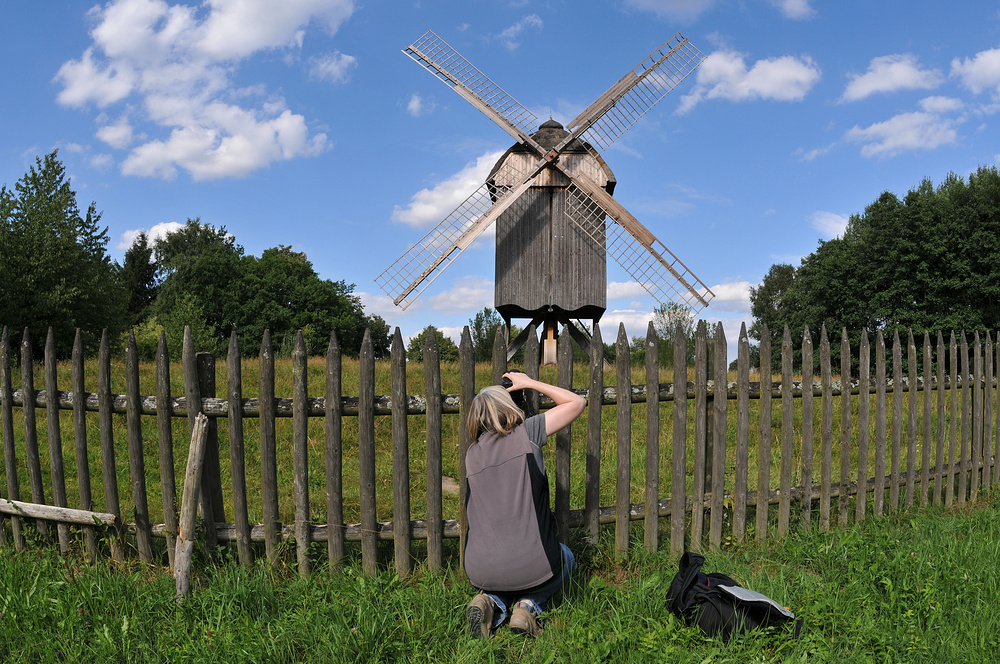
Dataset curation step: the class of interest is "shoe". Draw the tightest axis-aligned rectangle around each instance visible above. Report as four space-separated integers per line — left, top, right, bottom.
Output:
466 594 494 638
509 601 541 637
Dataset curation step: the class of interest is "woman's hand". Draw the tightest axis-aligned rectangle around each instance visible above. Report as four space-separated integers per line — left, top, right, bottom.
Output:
502 371 533 392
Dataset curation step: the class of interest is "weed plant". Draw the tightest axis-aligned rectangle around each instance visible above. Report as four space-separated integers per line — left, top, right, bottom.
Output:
1 493 998 663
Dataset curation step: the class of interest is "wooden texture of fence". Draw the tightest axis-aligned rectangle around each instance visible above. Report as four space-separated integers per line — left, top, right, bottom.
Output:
1 321 998 578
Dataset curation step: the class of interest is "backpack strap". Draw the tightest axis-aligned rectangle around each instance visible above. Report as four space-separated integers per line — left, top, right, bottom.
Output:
666 551 707 615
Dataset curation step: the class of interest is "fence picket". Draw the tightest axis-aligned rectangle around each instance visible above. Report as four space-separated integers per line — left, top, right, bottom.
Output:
615 324 631 559
423 326 442 573
672 321 688 555
756 325 772 541
556 328 573 540
644 321 658 552
292 331 311 577
259 330 280 563
126 330 153 562
98 330 123 560
1 327 25 550
183 329 216 551
358 329 377 576
905 331 917 508
390 328 411 576
458 328 474 572
44 328 70 552
958 333 969 505
734 324 749 542
585 323 603 545
935 332 946 506
21 329 49 542
971 332 982 503
819 326 832 532
874 331 886 517
921 332 932 507
856 330 870 522
890 331 902 510
800 326 813 527
693 321 708 547
326 331 345 568
838 329 851 527
73 329 97 560
983 332 993 492
710 323 727 550
226 331 252 567
778 326 793 538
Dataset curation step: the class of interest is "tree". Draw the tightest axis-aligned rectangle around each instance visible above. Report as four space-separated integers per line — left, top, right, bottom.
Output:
117 231 159 327
748 166 1000 372
469 307 504 362
652 302 697 367
406 327 459 363
0 151 124 356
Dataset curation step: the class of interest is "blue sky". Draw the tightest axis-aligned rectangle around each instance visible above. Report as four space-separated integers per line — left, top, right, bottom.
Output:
3 1 1000 354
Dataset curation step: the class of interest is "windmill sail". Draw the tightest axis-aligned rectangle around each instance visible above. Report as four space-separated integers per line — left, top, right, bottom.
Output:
562 33 705 155
376 159 542 309
562 172 714 314
404 31 542 149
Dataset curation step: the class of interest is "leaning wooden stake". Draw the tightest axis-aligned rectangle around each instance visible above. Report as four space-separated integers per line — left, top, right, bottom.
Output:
175 413 209 602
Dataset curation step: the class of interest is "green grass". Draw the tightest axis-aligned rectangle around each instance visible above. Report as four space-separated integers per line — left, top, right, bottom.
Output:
2 492 999 663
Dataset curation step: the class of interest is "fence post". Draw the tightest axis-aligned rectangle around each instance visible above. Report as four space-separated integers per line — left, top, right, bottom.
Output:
709 323 727 550
389 327 411 576
857 329 870 522
906 331 918 508
734 323 749 543
778 326 793 538
21 328 49 542
800 325 813 527
819 325 832 532
260 330 280 564
458 327 474 574
890 330 902 510
692 321 709 548
358 329 378 576
839 329 852 528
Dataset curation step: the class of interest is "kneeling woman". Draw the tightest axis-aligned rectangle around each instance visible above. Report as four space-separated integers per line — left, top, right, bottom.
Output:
463 372 587 637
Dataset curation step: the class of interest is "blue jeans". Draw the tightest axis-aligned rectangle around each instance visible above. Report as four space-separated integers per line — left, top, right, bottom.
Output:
480 543 576 628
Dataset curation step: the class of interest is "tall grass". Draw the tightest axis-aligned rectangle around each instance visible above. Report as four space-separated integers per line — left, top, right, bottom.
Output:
1 493 998 663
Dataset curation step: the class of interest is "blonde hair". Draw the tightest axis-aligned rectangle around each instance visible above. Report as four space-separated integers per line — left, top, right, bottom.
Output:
467 385 525 443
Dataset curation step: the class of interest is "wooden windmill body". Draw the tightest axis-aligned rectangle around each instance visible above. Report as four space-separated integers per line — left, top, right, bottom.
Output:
377 31 716 362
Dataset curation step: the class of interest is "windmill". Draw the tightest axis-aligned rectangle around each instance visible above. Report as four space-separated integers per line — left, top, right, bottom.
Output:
376 30 715 362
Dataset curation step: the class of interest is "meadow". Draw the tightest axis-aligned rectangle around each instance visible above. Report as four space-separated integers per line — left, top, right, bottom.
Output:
0 493 998 663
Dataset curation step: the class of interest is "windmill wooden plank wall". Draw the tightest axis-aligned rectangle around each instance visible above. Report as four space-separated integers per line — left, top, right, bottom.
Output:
1 323 999 578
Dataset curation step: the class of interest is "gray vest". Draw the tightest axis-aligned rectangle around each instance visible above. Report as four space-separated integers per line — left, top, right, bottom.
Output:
464 415 561 591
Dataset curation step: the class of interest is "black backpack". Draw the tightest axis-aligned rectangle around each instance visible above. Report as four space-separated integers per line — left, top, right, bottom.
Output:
666 551 802 643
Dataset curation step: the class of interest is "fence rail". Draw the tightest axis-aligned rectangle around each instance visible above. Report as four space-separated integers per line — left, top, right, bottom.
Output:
1 322 997 578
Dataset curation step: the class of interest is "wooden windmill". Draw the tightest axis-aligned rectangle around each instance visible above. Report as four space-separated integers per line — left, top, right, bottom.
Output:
376 30 715 362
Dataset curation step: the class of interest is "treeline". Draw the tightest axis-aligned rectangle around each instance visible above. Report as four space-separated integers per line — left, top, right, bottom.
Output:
1 151 390 359
750 165 1000 371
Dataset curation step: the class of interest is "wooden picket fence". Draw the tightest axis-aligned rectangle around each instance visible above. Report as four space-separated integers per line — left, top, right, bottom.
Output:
0 320 997 580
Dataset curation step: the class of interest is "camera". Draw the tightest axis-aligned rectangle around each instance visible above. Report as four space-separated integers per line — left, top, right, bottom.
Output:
500 369 526 410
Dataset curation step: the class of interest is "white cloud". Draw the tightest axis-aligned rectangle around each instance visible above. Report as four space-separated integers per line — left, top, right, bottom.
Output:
623 0 715 22
769 0 814 19
495 14 543 51
798 142 834 162
406 93 434 117
426 276 494 313
677 49 820 114
607 281 650 301
309 51 357 83
116 220 185 251
90 154 115 172
811 211 848 238
919 96 963 113
841 54 943 102
705 281 752 315
951 47 1000 95
96 115 135 148
54 0 352 180
845 111 958 158
391 151 505 227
